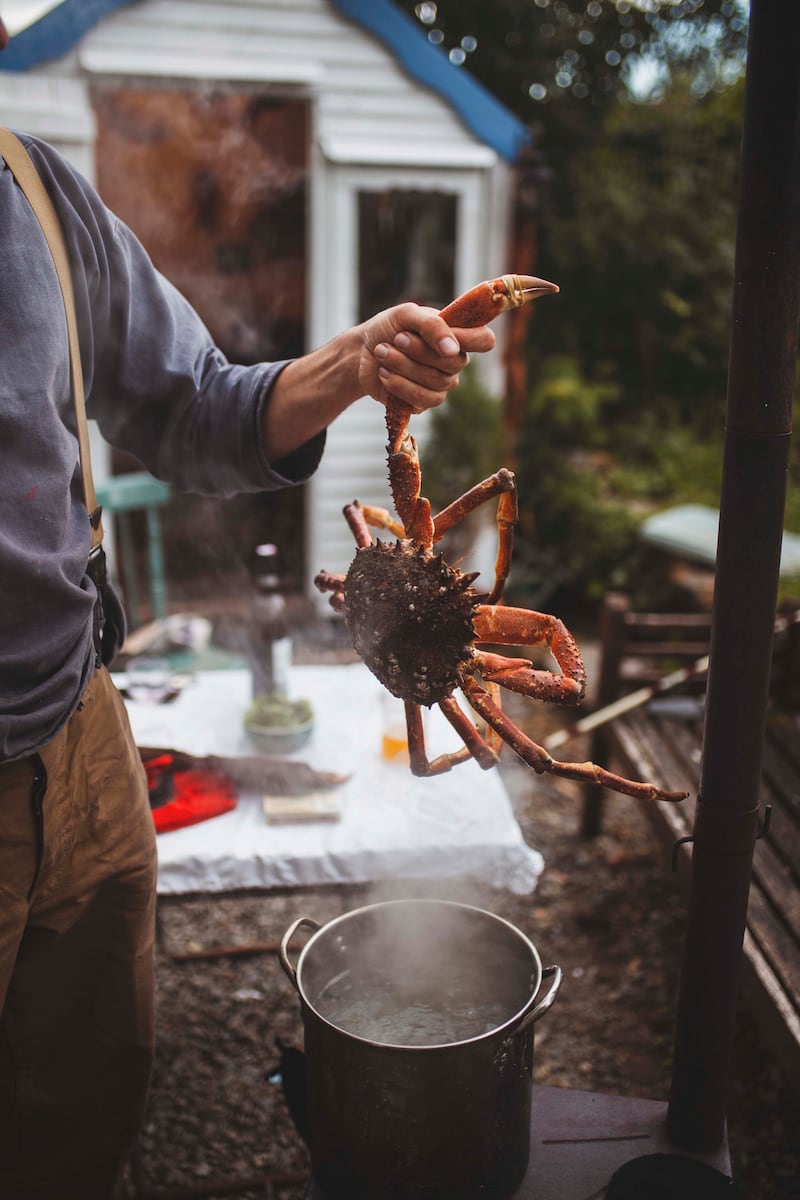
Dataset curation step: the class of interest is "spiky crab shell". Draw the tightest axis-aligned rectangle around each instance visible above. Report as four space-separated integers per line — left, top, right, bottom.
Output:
343 540 477 705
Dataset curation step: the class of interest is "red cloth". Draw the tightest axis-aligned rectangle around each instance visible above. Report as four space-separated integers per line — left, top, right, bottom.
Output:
143 754 237 833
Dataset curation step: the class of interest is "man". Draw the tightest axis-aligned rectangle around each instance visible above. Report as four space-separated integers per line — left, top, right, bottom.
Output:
0 11 496 1196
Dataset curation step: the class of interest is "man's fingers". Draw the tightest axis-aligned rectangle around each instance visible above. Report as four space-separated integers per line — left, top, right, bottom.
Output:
411 310 496 357
395 325 495 362
377 339 465 388
377 369 457 413
358 301 496 409
393 328 461 366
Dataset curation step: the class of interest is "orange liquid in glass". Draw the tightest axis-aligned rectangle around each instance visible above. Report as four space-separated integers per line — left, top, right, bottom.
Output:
382 730 409 762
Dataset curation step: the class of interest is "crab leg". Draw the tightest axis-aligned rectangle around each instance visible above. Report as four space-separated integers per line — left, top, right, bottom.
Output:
314 569 346 611
460 675 688 802
342 501 375 549
473 604 587 703
315 500 404 611
406 696 499 777
385 274 558 549
475 649 585 706
315 502 375 608
433 468 518 603
385 421 435 547
353 504 406 541
407 700 482 772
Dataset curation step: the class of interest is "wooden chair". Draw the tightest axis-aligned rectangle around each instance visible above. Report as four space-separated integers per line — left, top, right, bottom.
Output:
582 591 800 1082
582 592 711 838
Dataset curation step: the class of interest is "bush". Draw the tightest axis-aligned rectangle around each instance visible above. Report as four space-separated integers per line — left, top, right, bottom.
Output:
510 452 642 606
423 354 796 614
514 355 728 608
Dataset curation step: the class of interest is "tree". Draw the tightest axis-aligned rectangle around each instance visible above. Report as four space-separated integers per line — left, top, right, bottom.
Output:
397 1 748 124
400 1 756 605
397 1 747 407
536 79 744 429
512 79 745 606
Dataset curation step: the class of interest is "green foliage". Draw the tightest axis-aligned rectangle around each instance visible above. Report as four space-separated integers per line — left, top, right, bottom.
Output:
786 479 800 532
515 355 625 601
402 1 749 458
517 455 643 604
422 351 794 613
397 3 800 614
519 76 747 608
526 355 623 445
397 1 748 128
513 354 726 605
609 417 724 505
535 81 744 434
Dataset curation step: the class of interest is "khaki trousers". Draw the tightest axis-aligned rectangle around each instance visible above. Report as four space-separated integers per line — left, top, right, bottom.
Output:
0 666 157 1199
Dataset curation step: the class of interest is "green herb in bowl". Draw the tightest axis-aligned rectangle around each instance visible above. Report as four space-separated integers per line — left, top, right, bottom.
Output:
244 693 314 754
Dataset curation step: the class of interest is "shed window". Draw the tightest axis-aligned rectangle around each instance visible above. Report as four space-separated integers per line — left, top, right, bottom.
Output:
358 190 457 320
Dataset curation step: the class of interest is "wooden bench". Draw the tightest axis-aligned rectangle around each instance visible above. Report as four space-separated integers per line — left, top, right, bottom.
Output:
582 592 800 1084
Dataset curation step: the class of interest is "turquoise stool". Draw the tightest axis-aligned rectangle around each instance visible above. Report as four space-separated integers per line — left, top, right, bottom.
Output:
95 472 171 625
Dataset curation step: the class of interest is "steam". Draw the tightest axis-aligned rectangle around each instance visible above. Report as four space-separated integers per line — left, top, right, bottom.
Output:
302 900 536 1047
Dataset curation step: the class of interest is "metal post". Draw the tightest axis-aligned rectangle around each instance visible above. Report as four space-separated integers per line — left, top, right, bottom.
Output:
667 0 800 1151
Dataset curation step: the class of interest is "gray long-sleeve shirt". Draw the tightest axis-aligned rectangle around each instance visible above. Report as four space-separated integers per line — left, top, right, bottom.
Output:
0 132 324 760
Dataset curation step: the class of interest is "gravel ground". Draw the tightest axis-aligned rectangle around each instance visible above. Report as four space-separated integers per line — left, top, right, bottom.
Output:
118 675 800 1200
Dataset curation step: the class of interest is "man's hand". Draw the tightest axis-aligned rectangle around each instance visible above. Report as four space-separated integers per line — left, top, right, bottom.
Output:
262 302 496 463
358 303 496 414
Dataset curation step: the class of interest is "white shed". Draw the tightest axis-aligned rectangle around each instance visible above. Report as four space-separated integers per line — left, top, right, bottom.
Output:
1 0 531 608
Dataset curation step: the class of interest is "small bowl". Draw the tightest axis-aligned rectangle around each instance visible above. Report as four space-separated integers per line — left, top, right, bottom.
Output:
244 717 314 755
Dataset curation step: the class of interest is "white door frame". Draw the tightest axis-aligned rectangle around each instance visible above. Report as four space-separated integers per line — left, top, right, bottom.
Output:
311 159 488 346
306 159 493 602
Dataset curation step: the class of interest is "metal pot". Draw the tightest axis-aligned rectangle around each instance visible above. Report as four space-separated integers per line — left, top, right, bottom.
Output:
279 899 561 1200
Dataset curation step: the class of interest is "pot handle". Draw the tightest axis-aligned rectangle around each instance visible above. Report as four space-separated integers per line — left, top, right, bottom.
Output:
509 965 563 1037
278 917 321 990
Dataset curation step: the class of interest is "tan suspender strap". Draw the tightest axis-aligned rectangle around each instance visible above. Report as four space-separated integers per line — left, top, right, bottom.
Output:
0 128 104 549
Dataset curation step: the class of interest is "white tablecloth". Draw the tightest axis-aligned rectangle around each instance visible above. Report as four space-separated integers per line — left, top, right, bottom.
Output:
119 664 543 896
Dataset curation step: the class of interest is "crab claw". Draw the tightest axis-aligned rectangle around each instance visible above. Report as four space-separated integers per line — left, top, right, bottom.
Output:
440 273 559 328
496 274 560 307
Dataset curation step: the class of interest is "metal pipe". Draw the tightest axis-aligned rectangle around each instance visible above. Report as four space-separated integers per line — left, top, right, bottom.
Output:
667 0 800 1151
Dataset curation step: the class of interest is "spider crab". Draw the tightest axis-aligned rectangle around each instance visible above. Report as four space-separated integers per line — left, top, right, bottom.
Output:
315 275 686 803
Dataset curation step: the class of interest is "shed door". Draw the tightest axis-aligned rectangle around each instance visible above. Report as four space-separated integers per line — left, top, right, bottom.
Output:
92 83 310 611
308 164 485 602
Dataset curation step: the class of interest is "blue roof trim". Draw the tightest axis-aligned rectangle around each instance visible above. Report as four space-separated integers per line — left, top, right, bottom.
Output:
0 0 530 161
0 0 138 72
329 0 529 162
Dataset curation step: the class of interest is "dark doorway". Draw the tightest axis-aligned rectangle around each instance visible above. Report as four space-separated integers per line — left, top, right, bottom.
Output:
357 188 457 317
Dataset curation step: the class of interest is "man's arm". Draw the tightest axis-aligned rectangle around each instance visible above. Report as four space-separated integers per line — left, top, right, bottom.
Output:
261 303 496 463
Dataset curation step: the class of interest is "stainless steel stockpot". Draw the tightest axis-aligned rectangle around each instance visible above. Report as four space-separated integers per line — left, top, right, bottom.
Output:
280 898 561 1200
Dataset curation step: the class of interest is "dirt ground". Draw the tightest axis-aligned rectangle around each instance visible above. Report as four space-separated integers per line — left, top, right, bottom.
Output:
119 641 800 1200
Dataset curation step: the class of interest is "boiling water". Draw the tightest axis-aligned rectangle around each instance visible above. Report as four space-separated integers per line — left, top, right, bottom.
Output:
315 965 516 1046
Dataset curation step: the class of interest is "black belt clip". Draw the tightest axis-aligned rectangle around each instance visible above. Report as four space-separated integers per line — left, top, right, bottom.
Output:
87 542 108 667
